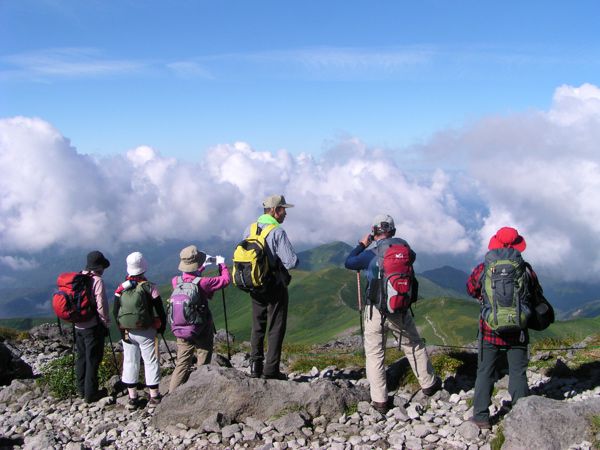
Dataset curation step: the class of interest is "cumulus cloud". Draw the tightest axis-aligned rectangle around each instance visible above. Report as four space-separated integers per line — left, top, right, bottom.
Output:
2 83 600 281
0 117 470 261
417 83 600 280
0 256 39 271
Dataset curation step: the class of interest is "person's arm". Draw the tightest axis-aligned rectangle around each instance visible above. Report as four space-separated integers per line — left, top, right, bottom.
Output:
466 263 485 301
271 228 299 270
199 262 231 298
94 276 110 328
345 238 374 272
113 294 121 323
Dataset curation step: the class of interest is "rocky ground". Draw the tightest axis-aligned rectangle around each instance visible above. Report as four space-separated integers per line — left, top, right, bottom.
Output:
1 324 599 450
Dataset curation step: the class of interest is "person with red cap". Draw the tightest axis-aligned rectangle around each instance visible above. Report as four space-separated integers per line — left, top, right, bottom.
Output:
466 226 543 430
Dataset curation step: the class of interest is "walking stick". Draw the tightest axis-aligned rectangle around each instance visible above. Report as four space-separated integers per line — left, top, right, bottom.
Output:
160 333 176 365
107 328 119 371
219 265 232 360
356 271 365 354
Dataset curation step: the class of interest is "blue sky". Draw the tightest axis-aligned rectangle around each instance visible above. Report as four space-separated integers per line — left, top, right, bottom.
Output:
2 1 600 281
2 1 600 159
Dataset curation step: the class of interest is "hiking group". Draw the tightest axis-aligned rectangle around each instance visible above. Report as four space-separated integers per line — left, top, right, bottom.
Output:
53 194 553 429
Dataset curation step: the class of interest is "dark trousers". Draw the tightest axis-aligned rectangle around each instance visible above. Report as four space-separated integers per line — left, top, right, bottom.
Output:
473 340 529 421
75 325 105 400
250 284 289 376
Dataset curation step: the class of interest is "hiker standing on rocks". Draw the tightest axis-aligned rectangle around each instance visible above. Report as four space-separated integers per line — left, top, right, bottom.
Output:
168 245 231 392
114 252 167 409
240 194 299 380
77 250 111 403
345 214 441 413
467 226 543 429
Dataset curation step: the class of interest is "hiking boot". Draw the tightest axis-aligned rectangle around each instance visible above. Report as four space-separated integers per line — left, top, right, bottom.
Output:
250 361 263 378
127 397 142 410
470 417 492 430
371 401 390 414
148 394 162 407
262 371 287 380
84 388 107 404
422 376 442 397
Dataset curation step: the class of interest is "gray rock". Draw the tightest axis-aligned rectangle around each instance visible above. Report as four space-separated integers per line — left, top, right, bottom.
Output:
271 411 308 435
503 396 600 450
457 420 480 440
0 341 34 386
23 430 57 450
152 365 368 429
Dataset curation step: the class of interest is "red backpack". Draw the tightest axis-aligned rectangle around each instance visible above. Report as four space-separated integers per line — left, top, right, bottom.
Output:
368 238 419 314
52 272 96 323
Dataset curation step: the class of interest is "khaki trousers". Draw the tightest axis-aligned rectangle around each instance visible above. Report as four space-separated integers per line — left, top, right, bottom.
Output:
168 325 213 393
363 306 436 403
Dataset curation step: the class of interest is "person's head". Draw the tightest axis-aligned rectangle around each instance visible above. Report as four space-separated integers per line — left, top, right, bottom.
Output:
178 245 207 273
126 251 148 276
371 214 396 240
85 250 110 274
262 194 294 224
488 226 526 252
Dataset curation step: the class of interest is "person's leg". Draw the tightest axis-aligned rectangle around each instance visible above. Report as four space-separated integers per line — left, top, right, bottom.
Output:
507 345 529 405
194 324 214 366
121 333 141 388
391 313 437 390
74 328 86 397
250 295 268 376
134 329 160 389
263 286 289 376
473 341 501 422
363 307 388 404
168 338 196 393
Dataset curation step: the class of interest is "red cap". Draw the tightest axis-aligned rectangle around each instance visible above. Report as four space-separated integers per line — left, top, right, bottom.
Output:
488 227 526 252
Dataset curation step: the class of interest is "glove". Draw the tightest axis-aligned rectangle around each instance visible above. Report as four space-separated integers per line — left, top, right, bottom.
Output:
158 324 166 335
103 326 110 337
215 255 225 265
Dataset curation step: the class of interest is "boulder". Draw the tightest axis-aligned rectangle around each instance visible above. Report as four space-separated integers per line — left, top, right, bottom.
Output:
152 365 368 430
0 341 33 386
502 395 600 450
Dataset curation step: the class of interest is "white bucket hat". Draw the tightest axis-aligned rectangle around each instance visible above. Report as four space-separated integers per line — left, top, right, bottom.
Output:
126 251 148 276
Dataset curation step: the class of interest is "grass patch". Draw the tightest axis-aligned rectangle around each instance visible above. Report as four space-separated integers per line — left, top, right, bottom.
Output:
285 343 364 373
0 326 29 342
490 425 505 450
431 352 463 377
588 415 600 449
344 402 358 415
38 345 120 399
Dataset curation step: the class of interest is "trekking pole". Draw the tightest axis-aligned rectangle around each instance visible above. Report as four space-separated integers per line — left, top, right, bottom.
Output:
160 333 175 365
219 264 232 360
71 324 76 400
107 328 119 371
356 271 365 354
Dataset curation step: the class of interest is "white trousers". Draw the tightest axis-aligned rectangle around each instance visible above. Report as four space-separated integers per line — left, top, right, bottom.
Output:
121 328 160 387
363 306 436 403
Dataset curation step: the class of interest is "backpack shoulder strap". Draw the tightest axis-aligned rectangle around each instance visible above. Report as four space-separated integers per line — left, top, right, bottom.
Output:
191 277 202 285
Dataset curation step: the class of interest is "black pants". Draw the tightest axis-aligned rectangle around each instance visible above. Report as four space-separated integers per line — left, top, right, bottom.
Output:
250 284 288 376
75 324 105 400
473 340 529 421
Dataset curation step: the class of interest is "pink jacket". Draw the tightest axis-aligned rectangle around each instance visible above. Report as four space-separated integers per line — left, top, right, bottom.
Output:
172 264 231 298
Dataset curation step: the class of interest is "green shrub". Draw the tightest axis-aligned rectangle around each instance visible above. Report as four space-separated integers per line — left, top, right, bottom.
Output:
39 345 120 399
0 326 20 341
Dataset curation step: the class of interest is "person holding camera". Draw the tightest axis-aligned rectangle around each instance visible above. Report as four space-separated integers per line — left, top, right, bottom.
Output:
345 214 441 414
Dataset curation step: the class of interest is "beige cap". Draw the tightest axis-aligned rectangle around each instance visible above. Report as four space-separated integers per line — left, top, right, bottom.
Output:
178 245 207 272
263 194 294 209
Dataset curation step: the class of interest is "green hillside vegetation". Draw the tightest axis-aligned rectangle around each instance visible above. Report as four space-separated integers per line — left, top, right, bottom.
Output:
3 259 600 349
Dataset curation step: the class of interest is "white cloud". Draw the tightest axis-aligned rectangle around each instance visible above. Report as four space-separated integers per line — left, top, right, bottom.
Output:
3 83 600 281
417 83 600 280
0 256 39 271
0 117 470 258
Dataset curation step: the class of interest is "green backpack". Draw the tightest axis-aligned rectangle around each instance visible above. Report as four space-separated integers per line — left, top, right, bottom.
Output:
117 281 154 330
481 247 532 335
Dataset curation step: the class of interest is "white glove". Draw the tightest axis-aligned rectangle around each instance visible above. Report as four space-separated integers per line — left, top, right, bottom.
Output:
215 255 225 265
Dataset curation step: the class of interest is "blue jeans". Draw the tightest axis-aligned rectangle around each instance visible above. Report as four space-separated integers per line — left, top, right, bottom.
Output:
473 340 529 421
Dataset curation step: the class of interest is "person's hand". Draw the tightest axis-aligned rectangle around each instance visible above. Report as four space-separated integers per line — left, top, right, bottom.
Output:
204 255 216 266
102 325 110 337
215 255 225 265
359 233 373 247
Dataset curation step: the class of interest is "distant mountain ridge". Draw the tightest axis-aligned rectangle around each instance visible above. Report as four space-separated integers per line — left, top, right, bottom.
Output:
2 240 600 320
